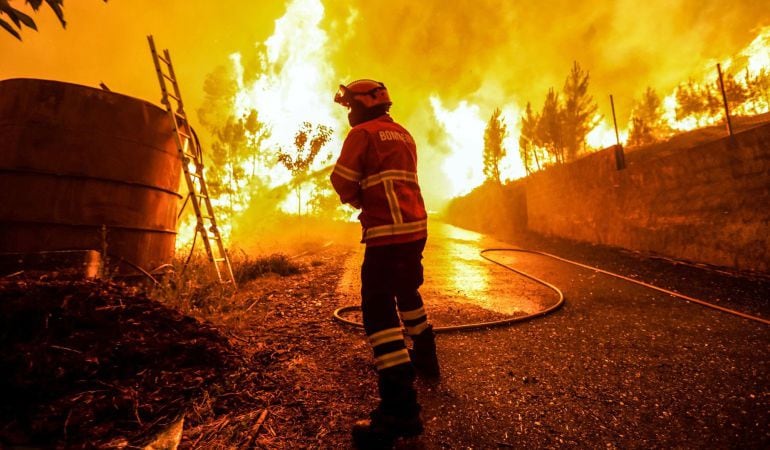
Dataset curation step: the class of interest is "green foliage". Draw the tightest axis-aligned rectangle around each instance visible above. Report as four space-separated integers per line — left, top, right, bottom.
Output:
482 108 507 184
0 0 106 40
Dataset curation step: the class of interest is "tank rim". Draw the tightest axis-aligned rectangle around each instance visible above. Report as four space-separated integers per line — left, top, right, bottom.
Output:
0 77 167 114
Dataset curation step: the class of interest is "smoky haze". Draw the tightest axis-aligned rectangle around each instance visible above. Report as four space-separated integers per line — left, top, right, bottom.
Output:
325 0 767 123
1 0 768 246
3 1 765 127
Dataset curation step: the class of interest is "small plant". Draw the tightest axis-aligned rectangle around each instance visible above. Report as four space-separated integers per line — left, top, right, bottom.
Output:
232 254 302 283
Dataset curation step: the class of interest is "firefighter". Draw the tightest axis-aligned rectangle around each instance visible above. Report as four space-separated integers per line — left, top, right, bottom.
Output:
331 79 441 448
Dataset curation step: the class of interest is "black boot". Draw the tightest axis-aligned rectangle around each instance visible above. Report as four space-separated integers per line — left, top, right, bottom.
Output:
352 365 423 449
410 325 440 379
352 406 423 449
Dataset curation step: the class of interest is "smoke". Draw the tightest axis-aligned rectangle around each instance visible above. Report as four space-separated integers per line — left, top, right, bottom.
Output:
316 0 768 206
326 0 767 118
1 0 767 242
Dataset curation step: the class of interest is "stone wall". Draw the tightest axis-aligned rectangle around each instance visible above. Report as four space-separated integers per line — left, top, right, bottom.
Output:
448 123 770 273
444 181 527 236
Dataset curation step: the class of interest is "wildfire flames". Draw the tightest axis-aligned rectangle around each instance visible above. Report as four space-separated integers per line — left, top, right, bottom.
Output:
202 0 769 243
3 1 767 249
182 1 770 248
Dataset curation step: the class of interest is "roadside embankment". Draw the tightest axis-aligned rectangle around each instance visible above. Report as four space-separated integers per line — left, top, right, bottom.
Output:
446 121 770 274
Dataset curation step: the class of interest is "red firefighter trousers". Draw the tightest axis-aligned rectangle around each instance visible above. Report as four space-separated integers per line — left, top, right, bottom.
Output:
360 238 429 415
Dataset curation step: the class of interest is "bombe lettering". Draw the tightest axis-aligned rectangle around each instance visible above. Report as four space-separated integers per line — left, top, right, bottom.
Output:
378 130 414 144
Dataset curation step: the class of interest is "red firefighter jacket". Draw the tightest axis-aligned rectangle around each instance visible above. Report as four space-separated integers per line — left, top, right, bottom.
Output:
331 114 428 247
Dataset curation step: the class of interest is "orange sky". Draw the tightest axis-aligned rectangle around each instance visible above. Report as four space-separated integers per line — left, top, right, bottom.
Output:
1 1 285 115
3 0 769 208
3 1 768 123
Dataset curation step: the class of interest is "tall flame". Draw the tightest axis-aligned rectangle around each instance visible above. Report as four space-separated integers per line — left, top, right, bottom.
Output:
429 97 486 197
180 3 770 252
231 0 344 188
661 26 770 132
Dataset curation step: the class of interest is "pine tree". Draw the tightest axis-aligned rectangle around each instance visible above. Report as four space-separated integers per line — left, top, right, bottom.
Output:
561 61 599 162
675 80 705 122
721 72 749 112
628 87 667 146
483 108 507 184
745 68 770 113
518 102 541 175
537 88 565 164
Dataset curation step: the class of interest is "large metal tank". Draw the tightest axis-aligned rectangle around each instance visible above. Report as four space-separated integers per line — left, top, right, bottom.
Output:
0 78 181 274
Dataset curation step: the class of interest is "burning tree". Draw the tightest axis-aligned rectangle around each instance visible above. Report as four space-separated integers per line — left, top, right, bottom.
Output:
277 122 333 216
745 68 770 113
207 110 271 217
561 61 599 162
536 88 565 164
628 87 669 147
518 61 599 173
197 67 272 219
518 102 542 175
721 72 749 111
483 108 507 184
675 79 728 126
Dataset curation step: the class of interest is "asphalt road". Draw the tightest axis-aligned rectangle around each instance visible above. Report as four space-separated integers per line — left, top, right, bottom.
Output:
336 222 770 449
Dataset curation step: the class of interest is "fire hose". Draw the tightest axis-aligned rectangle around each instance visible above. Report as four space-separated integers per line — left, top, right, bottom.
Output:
332 247 770 331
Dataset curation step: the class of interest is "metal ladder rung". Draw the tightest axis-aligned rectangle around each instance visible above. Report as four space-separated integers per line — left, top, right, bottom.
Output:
149 34 235 287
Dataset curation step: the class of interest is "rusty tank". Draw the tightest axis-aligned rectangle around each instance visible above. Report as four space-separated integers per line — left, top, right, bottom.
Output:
0 78 181 275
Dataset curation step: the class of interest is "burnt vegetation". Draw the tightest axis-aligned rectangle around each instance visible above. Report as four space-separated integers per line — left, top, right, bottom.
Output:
500 60 770 178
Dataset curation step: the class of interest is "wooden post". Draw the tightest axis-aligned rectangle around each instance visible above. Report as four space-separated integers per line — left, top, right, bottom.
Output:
610 94 621 147
610 94 626 170
716 63 734 137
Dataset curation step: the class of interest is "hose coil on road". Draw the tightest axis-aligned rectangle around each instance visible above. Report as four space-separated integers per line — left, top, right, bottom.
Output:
333 248 566 333
333 247 770 331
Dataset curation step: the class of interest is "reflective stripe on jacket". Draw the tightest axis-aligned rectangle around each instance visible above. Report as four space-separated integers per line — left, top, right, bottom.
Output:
331 114 428 246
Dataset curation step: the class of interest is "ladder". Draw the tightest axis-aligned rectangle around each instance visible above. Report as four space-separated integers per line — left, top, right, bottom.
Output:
147 35 236 286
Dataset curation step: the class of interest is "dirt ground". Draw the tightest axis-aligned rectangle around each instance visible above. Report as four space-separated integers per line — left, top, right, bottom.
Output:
181 221 769 449
2 220 768 449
